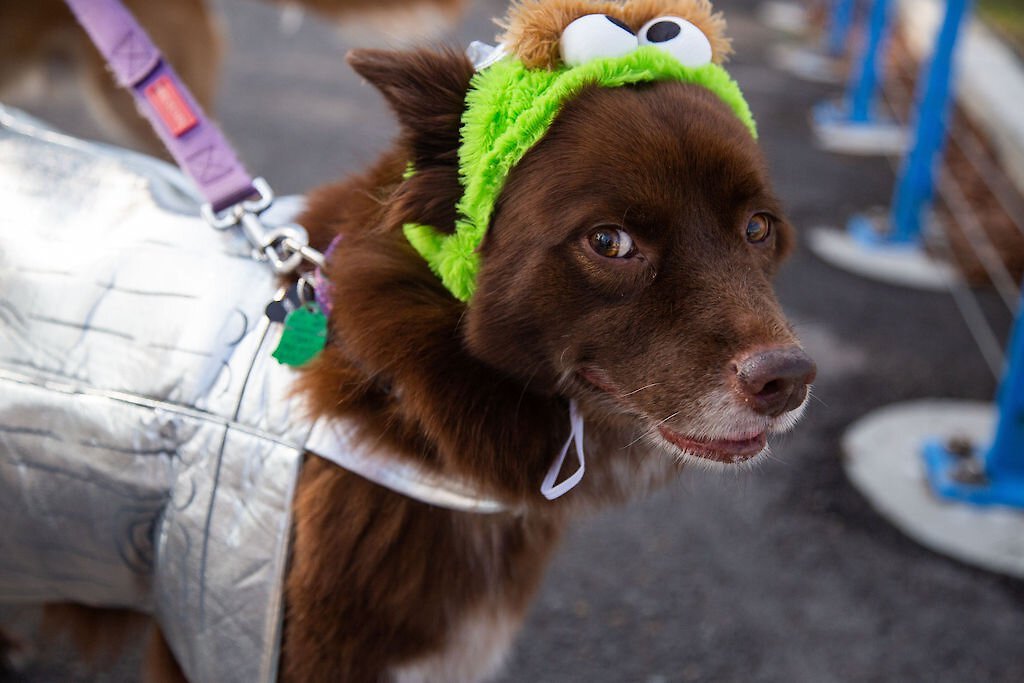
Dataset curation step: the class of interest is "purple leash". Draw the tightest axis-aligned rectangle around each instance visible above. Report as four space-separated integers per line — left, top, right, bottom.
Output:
63 0 329 282
63 0 254 212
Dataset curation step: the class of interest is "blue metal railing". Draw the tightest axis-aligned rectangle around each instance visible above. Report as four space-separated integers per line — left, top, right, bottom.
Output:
815 0 896 129
821 0 1023 511
827 0 858 57
846 0 893 122
888 0 974 244
923 280 1024 508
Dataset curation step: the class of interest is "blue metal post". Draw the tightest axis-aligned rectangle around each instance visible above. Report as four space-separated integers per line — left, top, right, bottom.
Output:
985 312 1024 481
811 0 898 140
923 281 1024 509
845 0 892 122
827 0 857 58
915 0 1021 510
888 0 973 244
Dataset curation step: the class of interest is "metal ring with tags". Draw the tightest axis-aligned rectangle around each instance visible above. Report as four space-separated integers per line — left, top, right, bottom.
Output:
295 275 317 307
282 237 327 270
245 222 309 274
199 177 325 276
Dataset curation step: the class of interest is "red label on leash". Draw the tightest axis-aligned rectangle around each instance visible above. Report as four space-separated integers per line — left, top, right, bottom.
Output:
144 75 198 137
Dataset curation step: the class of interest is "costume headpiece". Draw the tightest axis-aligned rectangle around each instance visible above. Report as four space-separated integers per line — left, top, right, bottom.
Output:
405 0 757 301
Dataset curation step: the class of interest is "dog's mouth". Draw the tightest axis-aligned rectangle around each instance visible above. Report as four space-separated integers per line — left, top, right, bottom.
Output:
656 426 767 464
574 367 785 465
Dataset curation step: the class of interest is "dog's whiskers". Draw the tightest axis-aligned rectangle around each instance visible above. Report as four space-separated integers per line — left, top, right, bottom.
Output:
623 410 680 449
513 363 544 423
760 448 789 466
807 387 827 408
652 410 681 430
620 381 663 397
558 346 571 371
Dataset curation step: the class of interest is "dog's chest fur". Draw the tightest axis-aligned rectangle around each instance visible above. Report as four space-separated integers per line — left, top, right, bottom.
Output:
390 606 519 683
280 458 566 682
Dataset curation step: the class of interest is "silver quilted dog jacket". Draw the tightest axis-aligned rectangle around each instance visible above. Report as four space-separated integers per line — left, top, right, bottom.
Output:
0 105 312 683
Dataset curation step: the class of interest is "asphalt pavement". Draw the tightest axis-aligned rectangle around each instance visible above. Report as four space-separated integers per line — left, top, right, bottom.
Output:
3 0 1024 681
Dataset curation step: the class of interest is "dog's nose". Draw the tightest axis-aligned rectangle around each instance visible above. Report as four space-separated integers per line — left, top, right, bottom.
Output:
731 346 816 417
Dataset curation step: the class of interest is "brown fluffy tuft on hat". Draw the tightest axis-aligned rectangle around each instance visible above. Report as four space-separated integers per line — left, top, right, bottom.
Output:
496 0 732 70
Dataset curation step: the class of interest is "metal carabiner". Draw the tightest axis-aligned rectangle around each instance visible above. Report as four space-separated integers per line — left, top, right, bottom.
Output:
200 177 324 276
238 216 309 274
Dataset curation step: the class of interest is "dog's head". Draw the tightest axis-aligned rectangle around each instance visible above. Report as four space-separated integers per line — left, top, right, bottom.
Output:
347 45 813 474
340 2 812 495
469 80 814 469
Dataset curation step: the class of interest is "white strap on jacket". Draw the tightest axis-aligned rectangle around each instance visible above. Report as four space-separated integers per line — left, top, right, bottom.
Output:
305 419 510 514
307 400 586 510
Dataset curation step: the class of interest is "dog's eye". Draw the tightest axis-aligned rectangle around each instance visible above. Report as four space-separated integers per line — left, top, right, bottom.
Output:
637 16 713 67
560 14 638 68
746 214 773 243
588 226 636 258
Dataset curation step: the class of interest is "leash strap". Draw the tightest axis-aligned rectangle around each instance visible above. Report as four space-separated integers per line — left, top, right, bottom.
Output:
63 0 327 278
64 0 255 211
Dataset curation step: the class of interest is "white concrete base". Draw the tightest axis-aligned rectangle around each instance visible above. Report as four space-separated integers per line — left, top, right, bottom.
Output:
808 227 958 291
759 1 810 34
813 117 909 156
769 44 843 84
843 400 1024 579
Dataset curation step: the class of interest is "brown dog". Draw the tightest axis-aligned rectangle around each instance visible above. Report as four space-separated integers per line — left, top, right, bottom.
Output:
3 3 814 681
268 45 814 683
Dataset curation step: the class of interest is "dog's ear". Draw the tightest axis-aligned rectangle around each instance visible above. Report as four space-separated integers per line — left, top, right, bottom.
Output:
348 48 473 235
347 47 473 164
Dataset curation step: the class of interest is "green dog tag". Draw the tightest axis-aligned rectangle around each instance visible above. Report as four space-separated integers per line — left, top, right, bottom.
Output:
272 302 327 367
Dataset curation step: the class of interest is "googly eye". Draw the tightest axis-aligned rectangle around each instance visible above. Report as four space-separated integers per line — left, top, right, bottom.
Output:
638 16 713 67
560 14 638 68
588 226 636 259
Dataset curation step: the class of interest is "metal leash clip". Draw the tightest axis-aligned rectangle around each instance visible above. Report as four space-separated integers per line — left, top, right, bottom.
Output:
200 177 324 274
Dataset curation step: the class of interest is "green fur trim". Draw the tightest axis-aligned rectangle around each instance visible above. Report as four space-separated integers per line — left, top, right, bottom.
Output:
406 47 757 302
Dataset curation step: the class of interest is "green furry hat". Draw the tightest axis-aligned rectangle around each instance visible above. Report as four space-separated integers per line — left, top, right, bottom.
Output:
404 1 756 301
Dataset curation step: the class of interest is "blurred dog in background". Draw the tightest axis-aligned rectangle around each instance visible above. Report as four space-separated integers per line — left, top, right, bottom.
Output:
0 0 463 155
